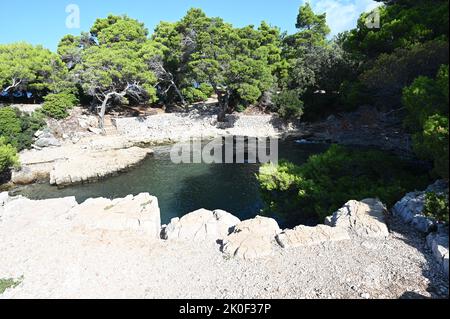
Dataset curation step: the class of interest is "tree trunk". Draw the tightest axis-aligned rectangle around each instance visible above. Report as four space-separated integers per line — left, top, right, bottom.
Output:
217 91 230 122
98 94 111 132
171 80 186 106
97 88 130 132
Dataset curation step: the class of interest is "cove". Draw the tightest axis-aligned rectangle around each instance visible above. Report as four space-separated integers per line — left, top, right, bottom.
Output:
11 139 329 225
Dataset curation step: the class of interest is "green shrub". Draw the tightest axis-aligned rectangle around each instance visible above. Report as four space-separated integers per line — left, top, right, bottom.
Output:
0 107 45 151
273 90 304 120
360 40 449 109
403 66 448 132
257 145 429 226
0 137 18 174
236 83 261 105
413 115 449 179
424 192 449 224
182 87 209 104
235 104 246 113
403 65 449 179
198 83 214 98
0 276 23 294
339 80 372 112
41 92 78 119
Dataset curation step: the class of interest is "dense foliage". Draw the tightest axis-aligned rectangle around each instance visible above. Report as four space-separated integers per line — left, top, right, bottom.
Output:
0 137 18 174
424 191 449 224
342 0 449 110
403 65 449 179
0 107 45 151
181 84 214 104
0 42 70 98
272 90 304 120
256 0 448 226
257 145 429 226
42 92 79 119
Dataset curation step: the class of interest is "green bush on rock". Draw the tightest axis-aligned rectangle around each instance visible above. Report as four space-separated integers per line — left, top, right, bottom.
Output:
257 145 429 226
41 92 78 119
424 191 449 224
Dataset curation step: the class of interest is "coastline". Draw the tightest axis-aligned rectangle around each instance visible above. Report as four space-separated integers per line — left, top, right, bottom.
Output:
9 110 294 187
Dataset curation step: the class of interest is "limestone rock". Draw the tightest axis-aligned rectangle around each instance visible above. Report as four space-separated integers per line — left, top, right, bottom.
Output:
0 196 78 222
222 216 281 259
393 191 425 223
162 209 240 242
392 191 435 233
69 193 161 238
49 147 152 186
326 199 389 239
34 130 44 138
392 180 448 233
88 127 103 135
426 226 449 278
411 215 436 234
276 224 350 249
11 165 50 185
78 116 98 129
34 134 61 148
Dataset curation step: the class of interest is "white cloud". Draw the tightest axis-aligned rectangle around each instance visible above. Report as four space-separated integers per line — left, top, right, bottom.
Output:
309 0 382 36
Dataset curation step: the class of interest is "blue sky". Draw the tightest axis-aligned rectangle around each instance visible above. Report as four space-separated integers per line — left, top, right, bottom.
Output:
0 0 380 51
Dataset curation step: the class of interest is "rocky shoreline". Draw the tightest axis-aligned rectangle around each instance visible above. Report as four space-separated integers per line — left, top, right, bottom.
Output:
1 182 448 298
11 136 154 187
113 112 293 144
8 110 293 188
294 106 414 156
8 105 413 188
1 107 448 298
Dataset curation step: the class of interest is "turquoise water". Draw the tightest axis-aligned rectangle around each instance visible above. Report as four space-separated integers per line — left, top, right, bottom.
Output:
11 140 329 225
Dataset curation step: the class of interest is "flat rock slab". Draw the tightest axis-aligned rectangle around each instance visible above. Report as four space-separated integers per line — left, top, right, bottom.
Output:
326 199 389 239
162 209 240 242
49 147 152 186
0 196 78 224
69 193 161 239
276 224 350 249
222 216 281 260
13 135 153 186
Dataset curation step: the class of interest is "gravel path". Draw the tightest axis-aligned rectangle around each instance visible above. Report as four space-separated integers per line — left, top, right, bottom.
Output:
0 207 448 299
